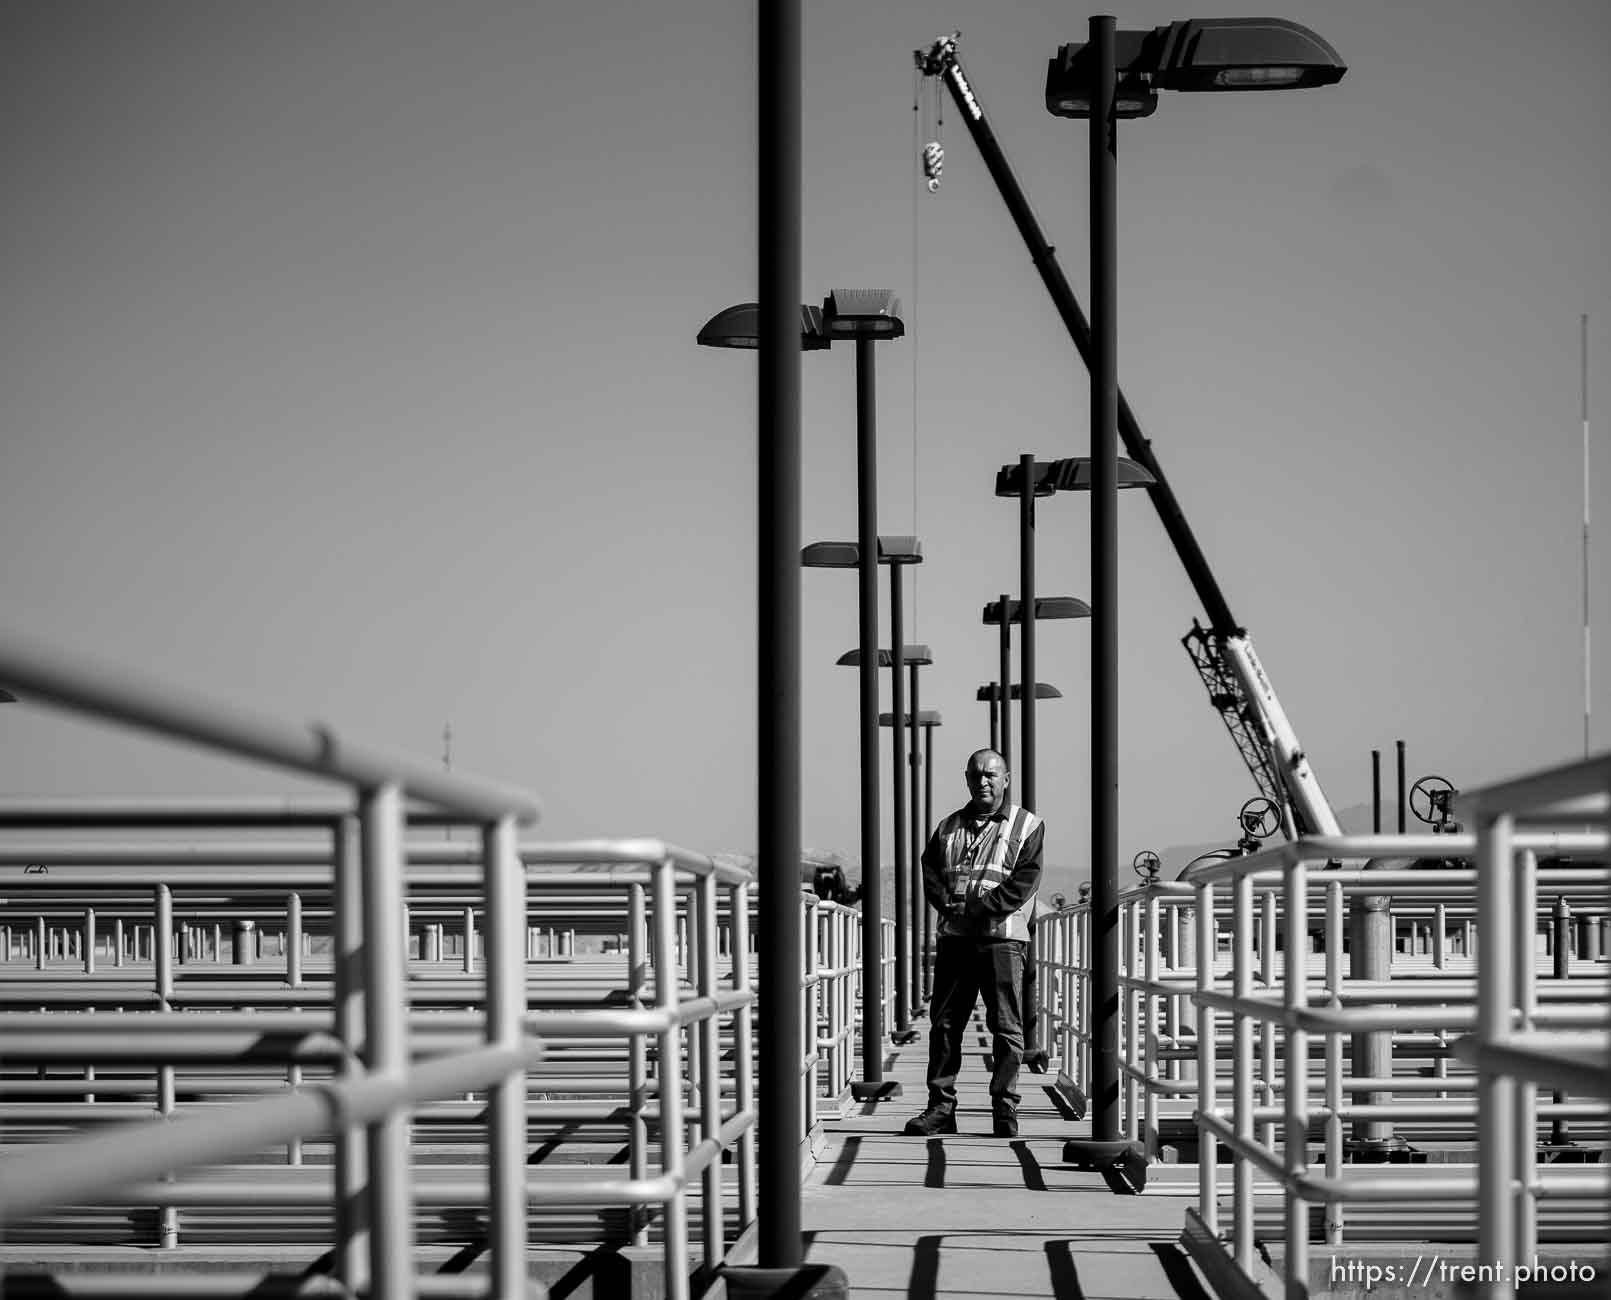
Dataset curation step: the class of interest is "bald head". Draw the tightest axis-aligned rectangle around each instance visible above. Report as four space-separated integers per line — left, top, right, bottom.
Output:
964 748 1009 816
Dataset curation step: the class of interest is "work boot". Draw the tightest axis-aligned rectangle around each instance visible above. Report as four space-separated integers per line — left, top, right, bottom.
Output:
992 1103 1018 1138
903 1104 957 1136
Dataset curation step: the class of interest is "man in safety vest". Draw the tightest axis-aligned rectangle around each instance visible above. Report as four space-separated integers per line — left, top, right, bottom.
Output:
904 747 1044 1138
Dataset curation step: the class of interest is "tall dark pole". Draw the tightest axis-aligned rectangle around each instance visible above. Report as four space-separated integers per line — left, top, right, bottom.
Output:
998 593 1013 773
908 664 923 1018
1396 738 1407 833
757 0 803 1262
889 570 911 1038
853 340 887 1092
1088 12 1120 1142
1019 453 1038 812
922 719 935 999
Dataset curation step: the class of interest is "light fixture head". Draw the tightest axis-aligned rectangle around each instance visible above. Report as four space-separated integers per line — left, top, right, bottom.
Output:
839 645 934 668
1045 17 1344 119
982 596 1091 625
697 302 831 350
802 536 923 568
976 682 1063 702
879 708 944 727
821 289 905 340
1047 456 1156 492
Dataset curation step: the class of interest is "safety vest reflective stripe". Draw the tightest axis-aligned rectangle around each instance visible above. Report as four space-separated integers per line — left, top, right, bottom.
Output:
937 805 1040 941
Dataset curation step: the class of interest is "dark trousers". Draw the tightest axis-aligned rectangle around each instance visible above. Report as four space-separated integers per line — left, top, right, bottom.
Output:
925 936 1027 1111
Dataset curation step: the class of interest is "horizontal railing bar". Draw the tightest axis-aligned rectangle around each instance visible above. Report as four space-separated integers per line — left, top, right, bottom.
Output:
1181 831 1608 885
0 1040 546 1218
0 634 543 823
1457 754 1611 818
0 1272 355 1299
1451 1031 1611 1098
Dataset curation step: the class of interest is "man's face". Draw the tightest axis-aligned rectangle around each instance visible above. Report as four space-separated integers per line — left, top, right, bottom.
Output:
965 754 1009 815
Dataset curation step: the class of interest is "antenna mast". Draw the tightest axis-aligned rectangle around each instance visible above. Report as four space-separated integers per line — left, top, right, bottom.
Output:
1583 313 1591 758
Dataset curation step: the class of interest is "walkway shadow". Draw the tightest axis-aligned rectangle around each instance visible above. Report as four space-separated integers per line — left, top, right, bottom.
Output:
908 1232 942 1300
823 1135 861 1186
1044 1240 1085 1298
923 1137 946 1189
1149 1242 1215 1300
1008 1139 1047 1191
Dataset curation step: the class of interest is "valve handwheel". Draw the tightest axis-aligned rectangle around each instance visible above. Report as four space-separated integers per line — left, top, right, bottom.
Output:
1409 774 1456 826
1238 796 1280 841
1132 850 1161 883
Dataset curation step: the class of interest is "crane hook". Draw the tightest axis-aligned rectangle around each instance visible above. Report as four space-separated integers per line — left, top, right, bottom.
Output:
921 140 944 193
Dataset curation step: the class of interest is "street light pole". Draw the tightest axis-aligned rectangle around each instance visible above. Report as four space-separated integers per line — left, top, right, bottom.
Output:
887 563 913 1044
997 590 1013 773
922 711 937 1000
757 0 803 1260
907 656 924 1021
853 337 885 1095
1089 11 1121 1144
1047 11 1343 1184
1019 453 1038 811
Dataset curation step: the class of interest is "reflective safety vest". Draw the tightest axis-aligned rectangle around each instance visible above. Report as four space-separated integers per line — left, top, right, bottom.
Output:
934 803 1041 941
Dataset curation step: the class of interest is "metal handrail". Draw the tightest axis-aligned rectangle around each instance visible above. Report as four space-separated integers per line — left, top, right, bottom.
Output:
0 840 764 1300
1154 760 1609 1300
0 635 544 1300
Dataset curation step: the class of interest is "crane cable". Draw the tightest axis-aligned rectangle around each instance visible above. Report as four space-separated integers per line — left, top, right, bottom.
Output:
910 66 944 637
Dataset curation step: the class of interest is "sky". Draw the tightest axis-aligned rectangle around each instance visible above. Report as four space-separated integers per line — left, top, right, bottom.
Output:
3 1 1608 877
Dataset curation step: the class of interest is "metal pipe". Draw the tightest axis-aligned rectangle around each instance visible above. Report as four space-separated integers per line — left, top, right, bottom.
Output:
1020 452 1038 811
1088 12 1121 1143
758 0 805 1264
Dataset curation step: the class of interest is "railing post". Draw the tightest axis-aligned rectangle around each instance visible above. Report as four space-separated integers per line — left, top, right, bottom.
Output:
1232 871 1255 1273
1323 878 1344 1244
627 880 650 1246
483 816 527 1300
286 891 303 987
697 872 724 1276
1512 850 1540 1249
1142 889 1159 1155
154 883 178 1249
1194 878 1218 1237
732 879 757 1229
1475 811 1516 1293
1258 890 1277 1153
1283 853 1311 1300
359 784 413 1300
652 859 691 1300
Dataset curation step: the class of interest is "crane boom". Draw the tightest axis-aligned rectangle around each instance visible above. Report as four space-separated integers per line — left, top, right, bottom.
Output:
917 33 1341 837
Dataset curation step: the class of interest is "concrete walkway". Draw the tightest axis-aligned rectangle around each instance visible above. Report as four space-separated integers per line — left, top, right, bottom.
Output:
798 1018 1211 1300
